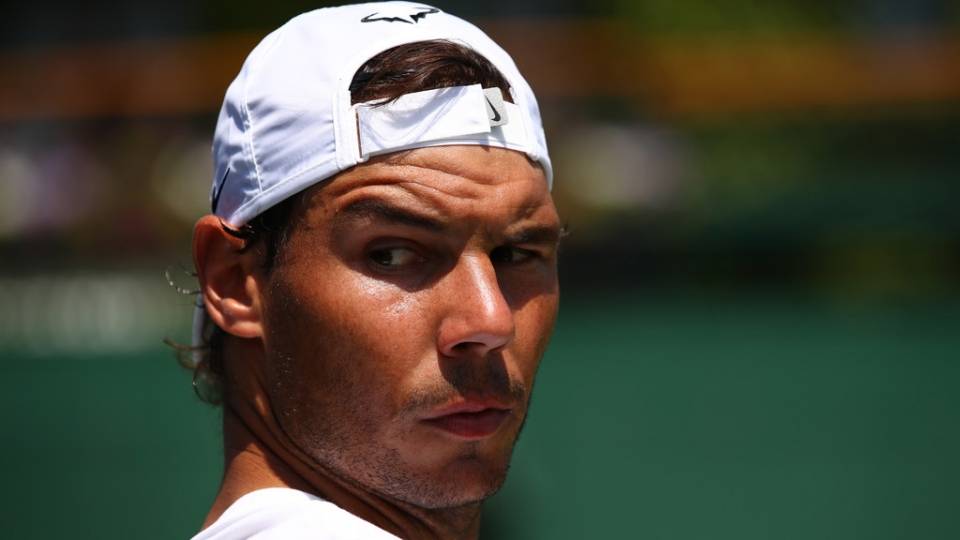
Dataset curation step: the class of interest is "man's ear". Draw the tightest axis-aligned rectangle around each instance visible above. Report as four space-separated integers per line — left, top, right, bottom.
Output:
193 215 264 339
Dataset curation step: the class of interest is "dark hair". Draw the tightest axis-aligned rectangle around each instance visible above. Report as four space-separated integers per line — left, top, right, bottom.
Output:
349 40 512 105
177 39 512 404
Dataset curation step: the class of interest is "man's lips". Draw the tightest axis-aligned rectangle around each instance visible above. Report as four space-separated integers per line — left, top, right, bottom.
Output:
421 401 513 439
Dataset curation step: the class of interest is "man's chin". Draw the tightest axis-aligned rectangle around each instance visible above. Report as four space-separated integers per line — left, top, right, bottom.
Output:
401 472 507 510
387 453 512 510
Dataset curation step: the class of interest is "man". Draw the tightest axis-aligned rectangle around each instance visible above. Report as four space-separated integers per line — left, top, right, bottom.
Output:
188 2 560 538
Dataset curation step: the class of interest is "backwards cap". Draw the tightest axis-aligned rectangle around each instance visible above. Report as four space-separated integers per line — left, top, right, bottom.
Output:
194 1 552 364
210 0 552 227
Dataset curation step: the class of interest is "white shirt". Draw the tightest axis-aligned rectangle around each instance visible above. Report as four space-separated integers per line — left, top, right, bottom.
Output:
192 487 400 539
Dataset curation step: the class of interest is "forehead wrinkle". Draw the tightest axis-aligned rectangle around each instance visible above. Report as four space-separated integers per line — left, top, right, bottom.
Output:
332 198 448 236
378 147 541 188
394 178 486 203
335 181 457 221
296 171 444 231
303 150 553 236
323 162 488 204
394 186 559 250
395 179 552 232
387 163 547 207
327 145 547 201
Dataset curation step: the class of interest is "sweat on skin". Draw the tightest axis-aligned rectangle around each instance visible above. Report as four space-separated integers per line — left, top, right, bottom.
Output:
193 145 561 539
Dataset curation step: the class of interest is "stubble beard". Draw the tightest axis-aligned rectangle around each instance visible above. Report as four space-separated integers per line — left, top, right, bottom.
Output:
289 392 530 510
270 353 532 509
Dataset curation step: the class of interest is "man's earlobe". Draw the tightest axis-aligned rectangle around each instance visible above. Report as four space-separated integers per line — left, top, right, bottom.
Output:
193 215 264 339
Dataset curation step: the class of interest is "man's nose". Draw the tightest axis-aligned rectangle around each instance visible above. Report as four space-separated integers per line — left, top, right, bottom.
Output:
437 253 515 357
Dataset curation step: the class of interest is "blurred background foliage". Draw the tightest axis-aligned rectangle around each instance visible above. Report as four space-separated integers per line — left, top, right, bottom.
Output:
1 1 957 538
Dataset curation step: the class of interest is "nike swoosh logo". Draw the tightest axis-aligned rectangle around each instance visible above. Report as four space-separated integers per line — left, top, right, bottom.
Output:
486 97 501 122
211 168 229 213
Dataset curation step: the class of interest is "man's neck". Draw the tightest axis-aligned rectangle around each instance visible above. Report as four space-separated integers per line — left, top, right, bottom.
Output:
201 404 483 539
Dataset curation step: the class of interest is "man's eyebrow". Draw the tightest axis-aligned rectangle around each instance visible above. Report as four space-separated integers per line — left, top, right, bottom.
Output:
334 198 447 232
504 224 564 245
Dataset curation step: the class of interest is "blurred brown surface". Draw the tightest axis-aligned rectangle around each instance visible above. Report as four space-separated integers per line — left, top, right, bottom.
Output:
0 33 260 119
3 22 959 120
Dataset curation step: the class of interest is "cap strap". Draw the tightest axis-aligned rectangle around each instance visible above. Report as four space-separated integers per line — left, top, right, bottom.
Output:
354 84 528 160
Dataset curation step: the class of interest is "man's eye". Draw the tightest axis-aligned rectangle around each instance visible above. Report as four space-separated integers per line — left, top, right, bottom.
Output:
368 247 422 269
490 246 536 264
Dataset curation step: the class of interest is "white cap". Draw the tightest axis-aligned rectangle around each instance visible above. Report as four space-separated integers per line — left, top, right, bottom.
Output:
194 1 552 364
209 0 552 227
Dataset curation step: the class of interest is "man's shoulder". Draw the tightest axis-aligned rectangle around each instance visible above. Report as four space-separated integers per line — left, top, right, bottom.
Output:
191 488 399 540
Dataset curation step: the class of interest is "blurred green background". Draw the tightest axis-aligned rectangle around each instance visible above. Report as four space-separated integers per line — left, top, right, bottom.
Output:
1 1 958 538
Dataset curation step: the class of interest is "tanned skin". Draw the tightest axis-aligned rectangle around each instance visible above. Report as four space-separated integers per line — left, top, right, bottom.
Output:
193 145 561 539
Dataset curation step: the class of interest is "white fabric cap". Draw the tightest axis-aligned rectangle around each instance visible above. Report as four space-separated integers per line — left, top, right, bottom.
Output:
209 1 552 227
194 2 552 364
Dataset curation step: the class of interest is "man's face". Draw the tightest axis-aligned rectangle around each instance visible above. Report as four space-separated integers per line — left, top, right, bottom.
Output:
257 145 560 509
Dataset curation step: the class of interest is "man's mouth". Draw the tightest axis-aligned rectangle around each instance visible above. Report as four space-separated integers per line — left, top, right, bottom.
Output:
421 401 513 439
